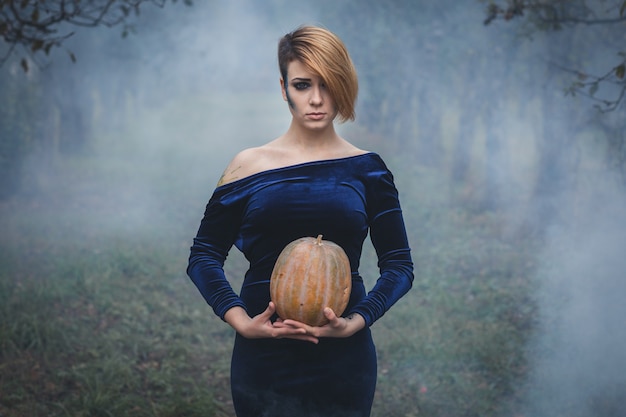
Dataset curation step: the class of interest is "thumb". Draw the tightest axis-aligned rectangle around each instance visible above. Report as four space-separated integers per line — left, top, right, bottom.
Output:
323 307 337 320
260 301 276 318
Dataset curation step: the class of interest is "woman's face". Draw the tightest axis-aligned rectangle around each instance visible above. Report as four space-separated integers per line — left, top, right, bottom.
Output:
281 60 337 131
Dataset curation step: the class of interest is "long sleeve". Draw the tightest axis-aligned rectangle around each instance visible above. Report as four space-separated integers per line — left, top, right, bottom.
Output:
187 187 247 320
347 167 414 326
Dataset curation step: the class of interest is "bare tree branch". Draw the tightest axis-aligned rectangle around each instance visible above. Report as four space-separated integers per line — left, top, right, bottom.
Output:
484 0 626 26
482 0 626 111
0 0 191 68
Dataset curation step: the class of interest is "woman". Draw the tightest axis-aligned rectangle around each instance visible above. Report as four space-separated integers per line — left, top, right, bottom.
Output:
187 25 413 417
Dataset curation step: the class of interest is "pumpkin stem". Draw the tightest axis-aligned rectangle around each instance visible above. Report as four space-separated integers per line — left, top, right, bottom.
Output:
315 234 323 245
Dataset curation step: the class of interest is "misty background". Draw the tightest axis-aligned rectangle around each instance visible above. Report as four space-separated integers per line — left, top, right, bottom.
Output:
1 1 625 416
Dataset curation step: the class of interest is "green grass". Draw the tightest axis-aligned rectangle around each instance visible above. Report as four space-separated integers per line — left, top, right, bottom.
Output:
0 233 234 417
0 95 539 416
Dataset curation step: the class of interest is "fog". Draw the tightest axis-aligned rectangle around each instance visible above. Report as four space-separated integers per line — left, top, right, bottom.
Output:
2 0 626 415
525 190 626 416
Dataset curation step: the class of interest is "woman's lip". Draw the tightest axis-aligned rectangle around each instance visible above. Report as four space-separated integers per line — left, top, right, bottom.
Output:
307 113 326 119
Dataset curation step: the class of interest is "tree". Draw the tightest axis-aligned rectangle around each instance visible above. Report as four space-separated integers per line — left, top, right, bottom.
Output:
482 0 626 112
0 0 192 70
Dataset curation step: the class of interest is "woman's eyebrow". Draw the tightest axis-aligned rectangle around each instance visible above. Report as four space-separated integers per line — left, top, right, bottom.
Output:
290 77 312 82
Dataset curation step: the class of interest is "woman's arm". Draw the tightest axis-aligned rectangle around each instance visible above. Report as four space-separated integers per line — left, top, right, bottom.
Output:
187 187 247 320
348 166 414 326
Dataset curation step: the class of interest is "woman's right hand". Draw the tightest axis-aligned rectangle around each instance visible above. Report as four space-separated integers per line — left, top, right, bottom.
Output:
224 303 319 344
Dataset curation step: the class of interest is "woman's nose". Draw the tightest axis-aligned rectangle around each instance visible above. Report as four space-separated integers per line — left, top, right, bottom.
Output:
309 85 323 105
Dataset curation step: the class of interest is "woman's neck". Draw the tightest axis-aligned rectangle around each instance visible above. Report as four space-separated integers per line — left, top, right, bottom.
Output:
283 120 340 150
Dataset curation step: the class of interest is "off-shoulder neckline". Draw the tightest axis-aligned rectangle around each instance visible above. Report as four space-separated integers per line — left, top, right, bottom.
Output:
215 152 378 190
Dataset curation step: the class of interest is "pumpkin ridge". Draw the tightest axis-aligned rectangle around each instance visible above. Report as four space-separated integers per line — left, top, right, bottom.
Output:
320 246 333 316
301 247 316 325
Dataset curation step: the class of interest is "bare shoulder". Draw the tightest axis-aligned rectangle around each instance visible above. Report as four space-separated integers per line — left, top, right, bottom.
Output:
338 137 370 157
216 148 260 186
216 146 275 186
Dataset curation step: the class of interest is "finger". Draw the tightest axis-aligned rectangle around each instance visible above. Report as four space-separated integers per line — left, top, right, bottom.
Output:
258 302 276 320
324 307 337 321
283 334 319 344
272 320 301 329
323 307 342 327
280 319 310 329
273 326 316 341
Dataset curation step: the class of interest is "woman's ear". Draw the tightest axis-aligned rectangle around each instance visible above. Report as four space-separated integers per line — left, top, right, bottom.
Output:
280 78 288 101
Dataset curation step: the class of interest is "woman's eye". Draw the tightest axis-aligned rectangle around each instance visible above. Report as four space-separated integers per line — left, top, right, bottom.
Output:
293 82 310 90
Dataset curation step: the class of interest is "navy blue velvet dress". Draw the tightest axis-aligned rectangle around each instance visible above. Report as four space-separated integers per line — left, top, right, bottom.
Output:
187 152 413 417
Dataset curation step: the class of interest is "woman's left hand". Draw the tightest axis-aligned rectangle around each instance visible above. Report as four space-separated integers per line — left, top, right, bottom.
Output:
273 308 366 339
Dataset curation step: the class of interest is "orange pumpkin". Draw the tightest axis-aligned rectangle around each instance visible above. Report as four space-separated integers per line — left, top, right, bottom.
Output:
270 235 352 326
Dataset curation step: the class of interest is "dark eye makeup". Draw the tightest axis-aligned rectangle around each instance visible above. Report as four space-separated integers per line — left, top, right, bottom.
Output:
292 81 310 90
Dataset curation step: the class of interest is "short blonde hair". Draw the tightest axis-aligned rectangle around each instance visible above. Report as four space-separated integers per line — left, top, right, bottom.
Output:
278 25 358 122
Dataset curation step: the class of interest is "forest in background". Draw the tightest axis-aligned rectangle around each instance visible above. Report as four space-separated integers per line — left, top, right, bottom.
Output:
1 1 625 416
3 0 625 216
